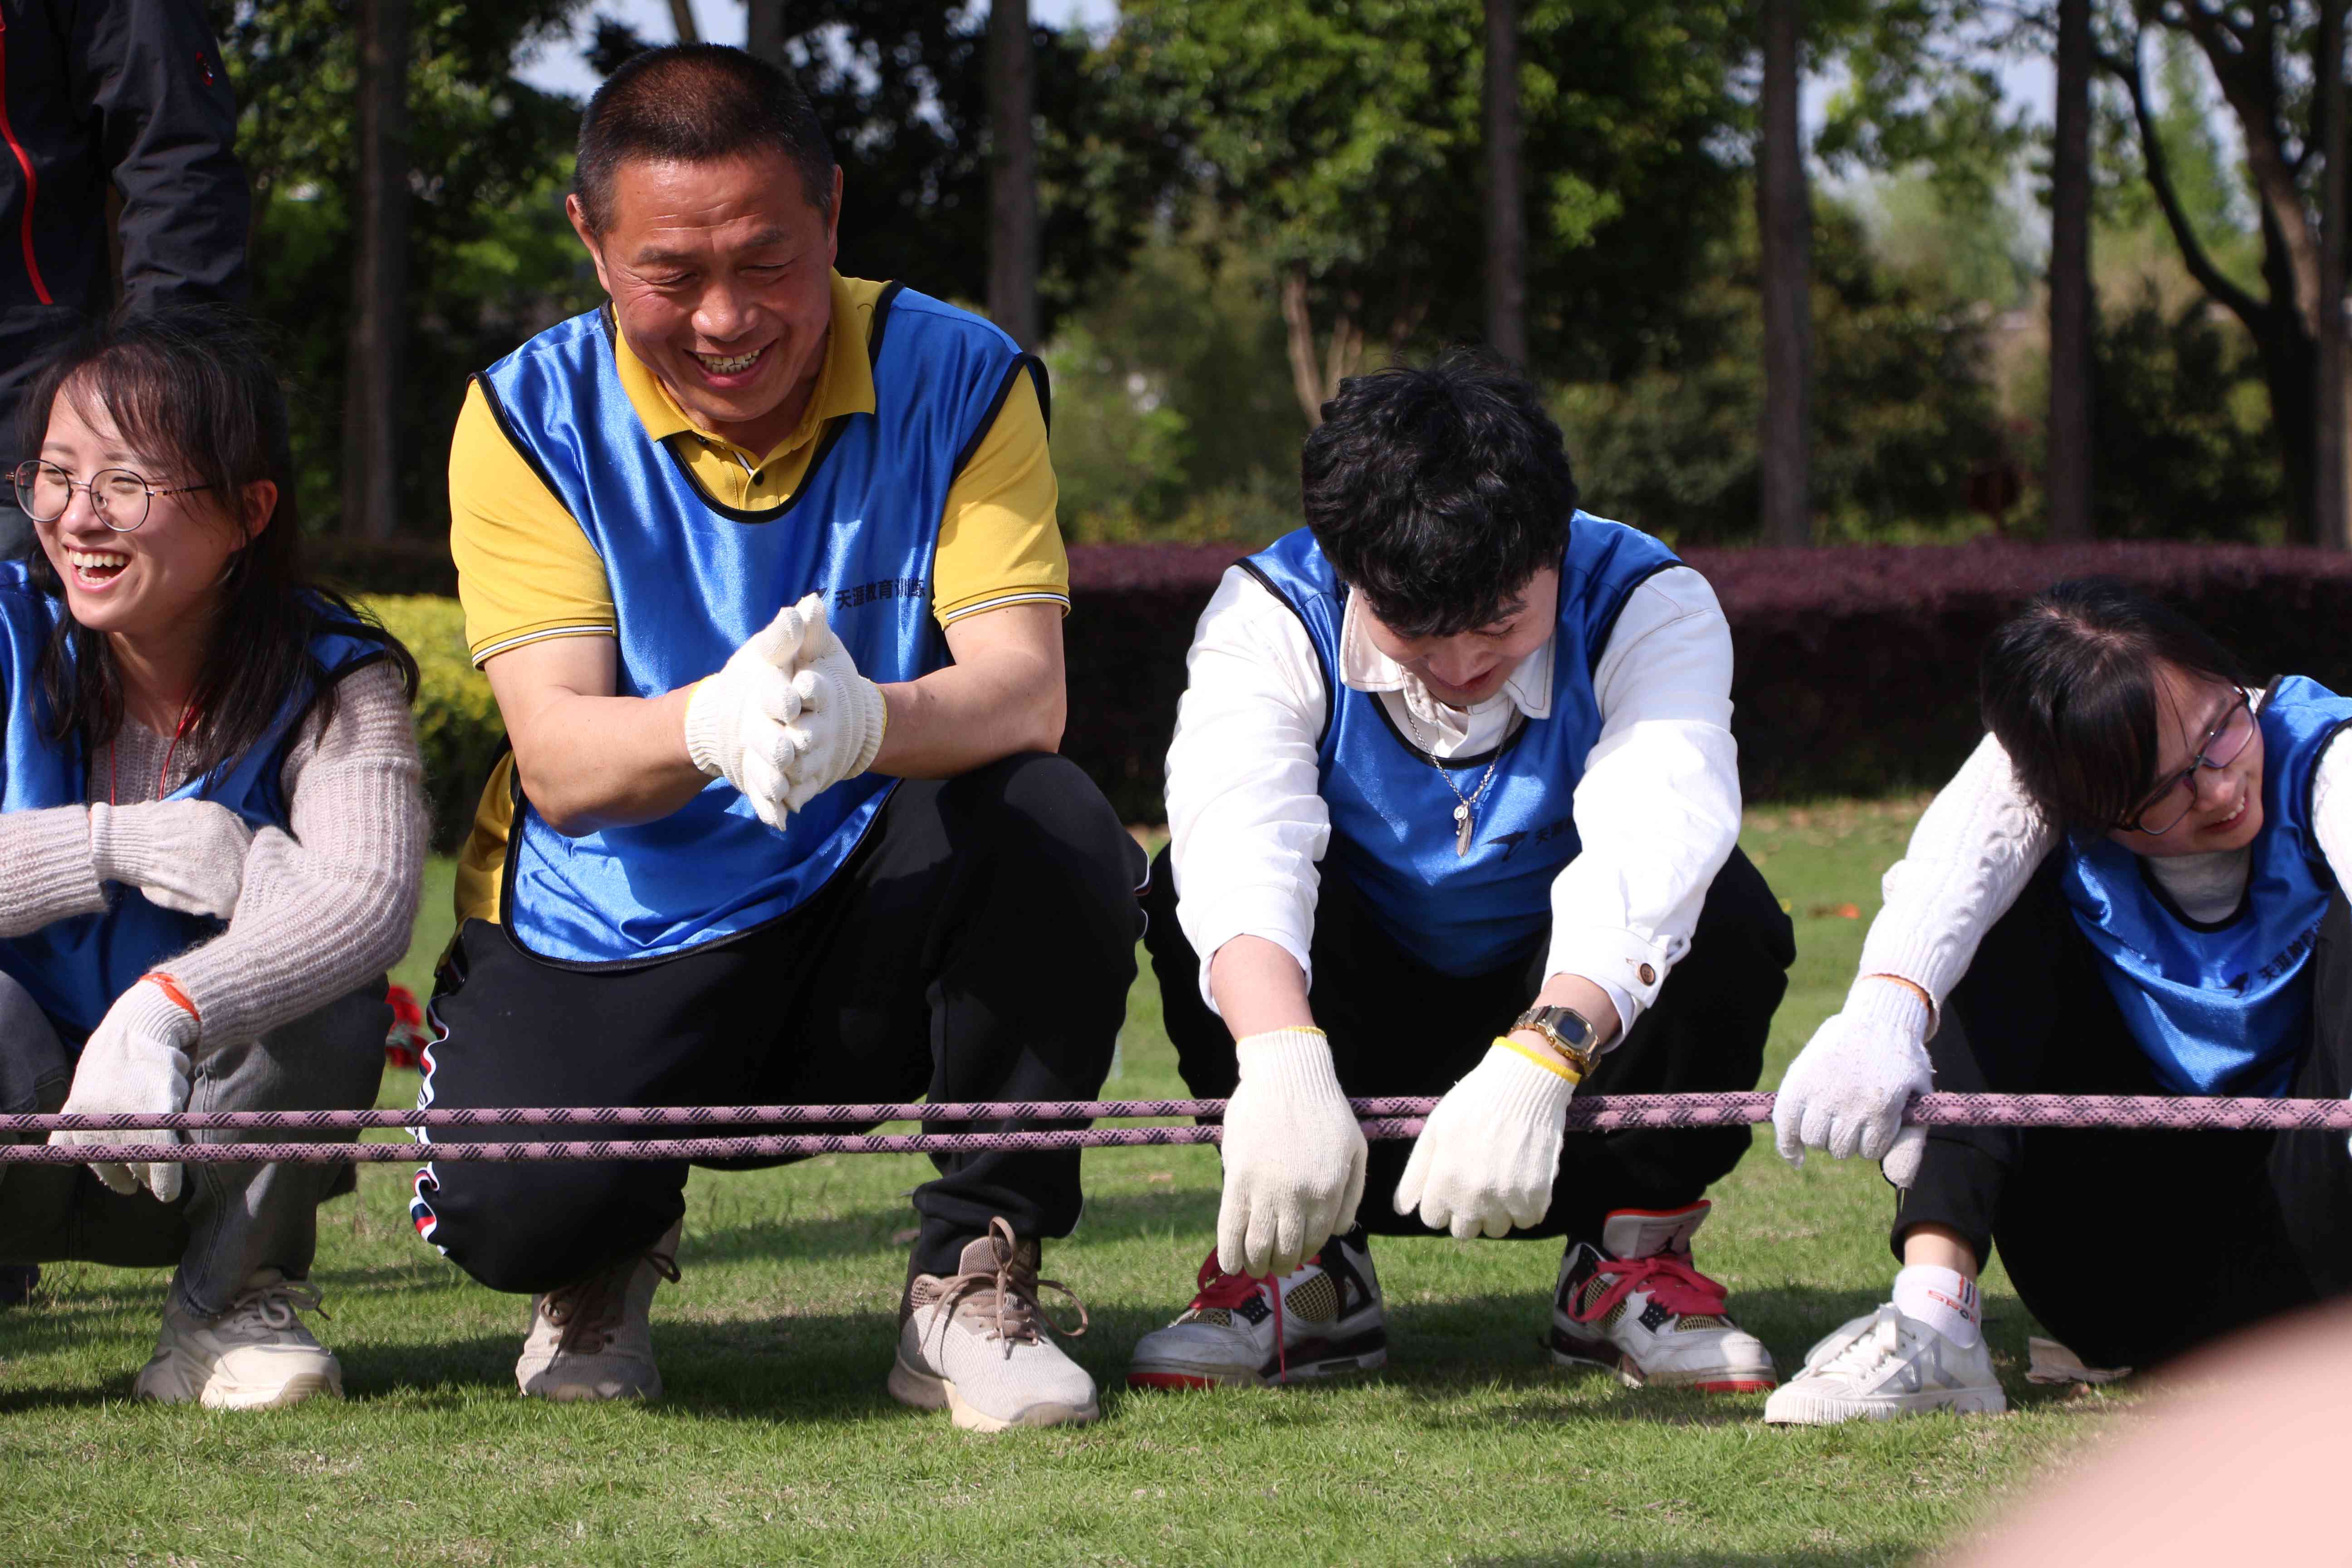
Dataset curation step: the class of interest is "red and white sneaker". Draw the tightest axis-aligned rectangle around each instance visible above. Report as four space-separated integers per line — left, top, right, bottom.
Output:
1550 1202 1776 1392
1126 1235 1387 1390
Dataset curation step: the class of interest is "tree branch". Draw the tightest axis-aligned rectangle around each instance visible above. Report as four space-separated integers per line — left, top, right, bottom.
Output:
2096 34 2271 326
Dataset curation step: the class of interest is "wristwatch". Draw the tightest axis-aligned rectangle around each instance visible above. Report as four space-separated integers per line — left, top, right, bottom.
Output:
1510 1004 1600 1080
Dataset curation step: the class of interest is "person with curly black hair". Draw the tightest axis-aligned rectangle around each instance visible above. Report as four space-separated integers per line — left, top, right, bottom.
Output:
1128 350 1794 1394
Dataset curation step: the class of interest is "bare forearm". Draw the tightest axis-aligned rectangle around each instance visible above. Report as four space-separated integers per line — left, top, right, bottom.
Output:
1208 935 1317 1039
509 685 707 835
872 642 1064 779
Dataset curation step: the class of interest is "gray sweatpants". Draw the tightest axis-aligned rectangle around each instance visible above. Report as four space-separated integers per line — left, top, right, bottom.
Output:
0 969 387 1318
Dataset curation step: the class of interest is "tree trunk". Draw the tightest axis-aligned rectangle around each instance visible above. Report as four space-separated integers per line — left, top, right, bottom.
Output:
1483 0 1528 365
746 0 787 68
2047 0 2095 540
667 0 700 44
1279 263 1364 426
986 0 1038 348
1757 0 1812 546
2319 0 2348 549
343 0 409 542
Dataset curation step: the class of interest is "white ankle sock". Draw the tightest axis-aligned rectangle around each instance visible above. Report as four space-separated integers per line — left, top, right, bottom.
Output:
1892 1264 1982 1348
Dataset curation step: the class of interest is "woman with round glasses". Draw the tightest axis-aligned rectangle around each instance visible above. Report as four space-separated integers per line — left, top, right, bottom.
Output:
0 309 424 1407
1765 577 2352 1424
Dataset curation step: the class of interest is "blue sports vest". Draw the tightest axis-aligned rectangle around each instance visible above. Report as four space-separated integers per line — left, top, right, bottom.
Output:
0 562 388 1046
475 288 1036 965
2061 675 2352 1095
1242 515 1685 976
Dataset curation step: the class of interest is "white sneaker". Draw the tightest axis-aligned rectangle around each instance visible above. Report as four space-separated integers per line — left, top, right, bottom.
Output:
515 1220 681 1402
1763 1303 2007 1424
889 1218 1098 1431
1127 1235 1387 1390
133 1269 343 1409
1551 1202 1777 1392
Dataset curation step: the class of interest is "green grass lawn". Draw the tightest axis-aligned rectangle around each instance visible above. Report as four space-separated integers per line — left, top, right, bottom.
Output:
0 800 2128 1567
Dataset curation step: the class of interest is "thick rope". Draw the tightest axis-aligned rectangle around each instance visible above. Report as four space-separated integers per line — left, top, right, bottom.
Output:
2 1093 2349 1163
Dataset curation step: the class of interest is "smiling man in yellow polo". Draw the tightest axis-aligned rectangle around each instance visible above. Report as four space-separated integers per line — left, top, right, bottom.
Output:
412 44 1140 1432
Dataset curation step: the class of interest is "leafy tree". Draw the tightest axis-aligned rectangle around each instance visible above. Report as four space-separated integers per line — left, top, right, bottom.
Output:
1102 0 1754 424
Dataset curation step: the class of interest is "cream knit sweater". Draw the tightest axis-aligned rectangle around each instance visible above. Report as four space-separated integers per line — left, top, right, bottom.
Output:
0 660 427 1048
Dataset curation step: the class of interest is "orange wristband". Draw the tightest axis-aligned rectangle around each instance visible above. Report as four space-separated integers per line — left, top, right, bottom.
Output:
142 971 200 1022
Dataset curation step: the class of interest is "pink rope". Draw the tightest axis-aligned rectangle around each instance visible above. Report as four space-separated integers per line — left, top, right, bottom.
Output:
0 1093 2347 1163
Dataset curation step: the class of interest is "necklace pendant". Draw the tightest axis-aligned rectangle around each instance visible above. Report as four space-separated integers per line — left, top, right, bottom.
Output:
1454 802 1472 858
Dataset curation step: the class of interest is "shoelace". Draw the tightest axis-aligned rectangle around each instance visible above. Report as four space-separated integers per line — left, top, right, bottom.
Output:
1813 1306 1904 1380
543 1237 680 1356
1564 1249 1732 1326
217 1277 327 1335
934 1217 1089 1353
1185 1251 1293 1383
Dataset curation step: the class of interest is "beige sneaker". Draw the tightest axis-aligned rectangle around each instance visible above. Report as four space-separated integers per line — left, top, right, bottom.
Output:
888 1218 1098 1432
133 1269 343 1409
515 1219 681 1402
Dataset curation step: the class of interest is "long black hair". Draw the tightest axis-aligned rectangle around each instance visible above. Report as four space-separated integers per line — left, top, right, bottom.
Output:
1979 577 2250 834
17 308 419 769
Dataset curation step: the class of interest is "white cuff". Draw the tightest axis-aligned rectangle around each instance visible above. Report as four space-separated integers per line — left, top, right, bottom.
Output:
1544 923 1683 1013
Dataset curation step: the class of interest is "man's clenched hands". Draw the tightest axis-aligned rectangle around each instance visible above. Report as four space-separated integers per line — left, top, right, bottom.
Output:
1772 978 1934 1187
1393 1040 1576 1240
683 603 813 829
778 595 887 811
1215 1027 1366 1279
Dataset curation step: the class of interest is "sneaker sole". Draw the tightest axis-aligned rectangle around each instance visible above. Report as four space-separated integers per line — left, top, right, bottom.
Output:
1549 1329 1778 1393
1127 1346 1389 1391
520 1374 664 1403
195 1371 343 1411
1762 1385 2008 1426
886 1356 1098 1432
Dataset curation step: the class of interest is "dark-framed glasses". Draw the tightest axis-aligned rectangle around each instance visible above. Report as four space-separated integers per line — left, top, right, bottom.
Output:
2120 685 2261 837
10 459 215 533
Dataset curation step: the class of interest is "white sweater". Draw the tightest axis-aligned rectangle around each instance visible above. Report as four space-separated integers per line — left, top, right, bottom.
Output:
1165 562 1742 1033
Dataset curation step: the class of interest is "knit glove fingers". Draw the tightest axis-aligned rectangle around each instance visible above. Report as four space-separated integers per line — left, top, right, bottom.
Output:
686 608 816 829
780 596 887 813
1392 1042 1573 1240
88 800 255 920
49 979 195 1204
1772 981 1933 1170
1214 1028 1367 1279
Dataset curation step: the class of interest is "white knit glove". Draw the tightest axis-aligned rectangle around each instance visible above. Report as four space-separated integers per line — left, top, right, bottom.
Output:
779 594 888 812
1773 978 1934 1187
1215 1027 1367 1279
1393 1040 1576 1240
682 603 814 830
49 978 198 1202
87 800 254 919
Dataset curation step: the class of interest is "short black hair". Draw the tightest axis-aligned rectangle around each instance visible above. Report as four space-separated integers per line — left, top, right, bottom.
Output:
1300 350 1580 638
1979 576 2250 834
574 44 835 232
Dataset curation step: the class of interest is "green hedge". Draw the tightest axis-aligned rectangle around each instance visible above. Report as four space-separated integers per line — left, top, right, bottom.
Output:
359 595 506 854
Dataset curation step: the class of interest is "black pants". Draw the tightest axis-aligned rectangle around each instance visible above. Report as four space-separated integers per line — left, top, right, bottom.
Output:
416 753 1144 1292
1143 847 1794 1244
1895 862 2352 1368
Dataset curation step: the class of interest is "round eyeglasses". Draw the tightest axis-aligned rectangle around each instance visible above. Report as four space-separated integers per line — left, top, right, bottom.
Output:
10 460 216 533
2120 686 2260 837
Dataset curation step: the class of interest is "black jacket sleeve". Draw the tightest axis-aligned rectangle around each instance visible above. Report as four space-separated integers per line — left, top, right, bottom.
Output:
71 0 251 307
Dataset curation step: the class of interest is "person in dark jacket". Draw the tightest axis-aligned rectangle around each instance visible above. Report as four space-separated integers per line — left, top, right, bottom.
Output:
0 0 250 1308
0 0 250 559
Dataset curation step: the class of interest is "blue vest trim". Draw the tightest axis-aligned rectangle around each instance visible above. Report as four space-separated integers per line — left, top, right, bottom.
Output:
2060 674 2352 1096
475 284 1030 966
1240 515 1686 977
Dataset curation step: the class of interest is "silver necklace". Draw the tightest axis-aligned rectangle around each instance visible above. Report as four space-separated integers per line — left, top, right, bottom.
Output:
1401 705 1502 857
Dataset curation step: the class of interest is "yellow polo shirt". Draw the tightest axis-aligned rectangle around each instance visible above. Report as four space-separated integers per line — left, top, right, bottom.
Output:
447 270 1068 668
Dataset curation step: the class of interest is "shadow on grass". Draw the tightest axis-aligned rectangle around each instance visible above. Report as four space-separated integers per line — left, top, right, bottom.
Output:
683 1186 1222 1268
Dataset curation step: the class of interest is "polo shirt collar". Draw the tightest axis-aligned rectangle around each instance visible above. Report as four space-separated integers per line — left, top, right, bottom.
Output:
1337 588 1556 721
608 269 877 464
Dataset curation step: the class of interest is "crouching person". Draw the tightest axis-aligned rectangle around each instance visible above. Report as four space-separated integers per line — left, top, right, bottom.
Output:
0 312 425 1406
1768 581 2352 1424
1130 353 1794 1394
413 45 1139 1429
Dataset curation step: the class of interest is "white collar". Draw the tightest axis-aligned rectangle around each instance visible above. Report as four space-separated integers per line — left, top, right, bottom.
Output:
1337 590 1555 723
